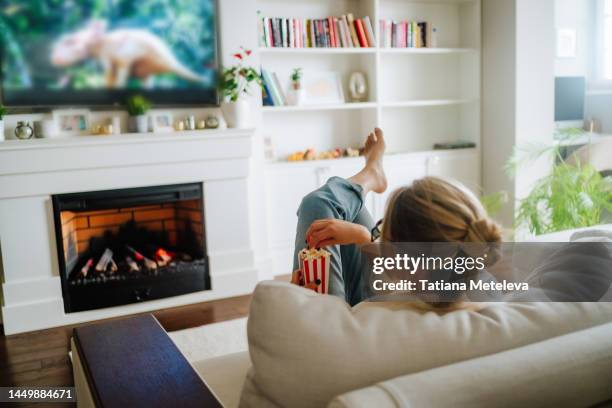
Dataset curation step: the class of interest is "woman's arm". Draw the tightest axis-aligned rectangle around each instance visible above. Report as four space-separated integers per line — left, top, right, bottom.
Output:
306 219 371 248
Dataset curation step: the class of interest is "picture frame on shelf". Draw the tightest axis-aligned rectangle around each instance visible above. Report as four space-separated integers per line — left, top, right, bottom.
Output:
52 109 90 136
301 71 345 105
150 112 174 133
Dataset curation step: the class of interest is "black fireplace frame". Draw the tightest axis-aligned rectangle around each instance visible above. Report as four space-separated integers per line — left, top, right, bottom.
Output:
52 183 210 313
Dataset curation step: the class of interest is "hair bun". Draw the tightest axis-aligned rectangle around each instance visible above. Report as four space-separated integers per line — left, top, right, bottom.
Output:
466 218 503 267
469 218 503 243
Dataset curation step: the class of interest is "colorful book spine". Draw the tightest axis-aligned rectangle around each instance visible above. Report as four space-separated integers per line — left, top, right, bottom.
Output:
363 17 375 48
346 14 360 47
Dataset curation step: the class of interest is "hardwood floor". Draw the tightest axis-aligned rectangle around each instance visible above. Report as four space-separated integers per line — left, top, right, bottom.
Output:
0 294 253 406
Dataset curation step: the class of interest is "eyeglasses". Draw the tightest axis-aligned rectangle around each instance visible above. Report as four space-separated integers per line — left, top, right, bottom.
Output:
371 219 383 242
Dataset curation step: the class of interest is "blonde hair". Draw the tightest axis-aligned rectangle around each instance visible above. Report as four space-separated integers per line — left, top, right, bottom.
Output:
381 177 503 310
382 177 502 244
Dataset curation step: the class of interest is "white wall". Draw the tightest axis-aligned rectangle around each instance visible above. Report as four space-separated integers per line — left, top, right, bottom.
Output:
482 0 517 227
482 0 555 233
515 0 555 237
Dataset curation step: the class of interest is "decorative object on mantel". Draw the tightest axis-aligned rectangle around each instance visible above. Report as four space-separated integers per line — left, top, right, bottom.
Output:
39 119 59 139
52 109 90 136
301 71 345 105
126 95 152 133
186 115 196 131
287 146 361 161
205 115 219 129
91 123 114 136
197 120 207 130
175 120 185 131
0 104 5 141
112 116 121 135
348 72 368 102
33 121 44 138
219 48 263 129
14 121 34 140
151 112 174 133
287 68 305 106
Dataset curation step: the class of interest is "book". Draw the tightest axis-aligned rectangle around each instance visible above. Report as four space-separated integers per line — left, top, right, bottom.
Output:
273 18 281 47
263 17 270 47
346 14 360 47
280 18 286 48
363 17 375 48
333 18 341 48
271 72 287 105
261 69 281 106
261 77 274 106
341 15 353 47
355 18 368 47
328 17 335 47
257 12 265 47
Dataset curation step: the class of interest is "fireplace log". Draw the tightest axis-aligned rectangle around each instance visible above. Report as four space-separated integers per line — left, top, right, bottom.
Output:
109 258 118 273
155 248 173 267
95 249 114 273
126 245 157 270
79 258 94 278
125 256 140 272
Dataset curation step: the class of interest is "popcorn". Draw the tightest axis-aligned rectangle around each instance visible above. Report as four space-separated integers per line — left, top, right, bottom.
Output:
298 247 331 294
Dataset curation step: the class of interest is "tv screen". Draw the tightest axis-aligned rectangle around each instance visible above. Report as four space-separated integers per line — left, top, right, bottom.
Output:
0 0 219 107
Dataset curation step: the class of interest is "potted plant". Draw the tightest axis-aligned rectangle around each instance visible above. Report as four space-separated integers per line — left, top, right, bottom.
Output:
218 48 262 128
506 130 612 235
0 104 6 141
287 68 305 106
126 95 151 133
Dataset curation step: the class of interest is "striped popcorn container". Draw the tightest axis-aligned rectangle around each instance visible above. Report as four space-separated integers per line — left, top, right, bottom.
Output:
298 248 331 294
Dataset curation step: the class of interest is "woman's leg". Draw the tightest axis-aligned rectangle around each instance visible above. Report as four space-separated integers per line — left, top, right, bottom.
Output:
292 129 386 304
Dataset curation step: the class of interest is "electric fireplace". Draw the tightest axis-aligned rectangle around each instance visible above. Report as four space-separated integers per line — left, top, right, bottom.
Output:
52 183 209 313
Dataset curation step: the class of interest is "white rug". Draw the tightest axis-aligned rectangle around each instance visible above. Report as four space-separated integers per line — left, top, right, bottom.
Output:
168 317 248 362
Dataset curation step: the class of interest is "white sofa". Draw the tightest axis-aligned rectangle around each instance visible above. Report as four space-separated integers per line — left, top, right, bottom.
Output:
72 226 612 407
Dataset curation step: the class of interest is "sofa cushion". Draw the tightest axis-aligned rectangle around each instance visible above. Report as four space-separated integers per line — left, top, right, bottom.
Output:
192 351 251 408
329 322 612 408
241 281 612 408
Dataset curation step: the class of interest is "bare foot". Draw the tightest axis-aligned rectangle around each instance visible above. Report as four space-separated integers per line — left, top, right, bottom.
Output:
362 128 387 193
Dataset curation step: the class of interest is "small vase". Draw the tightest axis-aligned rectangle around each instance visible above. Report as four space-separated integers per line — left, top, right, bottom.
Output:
0 120 4 142
14 121 34 140
287 85 305 106
221 100 250 129
134 115 149 133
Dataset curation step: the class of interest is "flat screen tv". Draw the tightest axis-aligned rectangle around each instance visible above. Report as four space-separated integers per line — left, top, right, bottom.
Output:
0 0 219 107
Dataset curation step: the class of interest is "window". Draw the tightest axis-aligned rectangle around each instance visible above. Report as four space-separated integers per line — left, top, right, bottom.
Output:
602 0 612 79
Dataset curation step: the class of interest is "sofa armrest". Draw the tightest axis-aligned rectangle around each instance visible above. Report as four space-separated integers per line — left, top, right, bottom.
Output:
72 314 222 408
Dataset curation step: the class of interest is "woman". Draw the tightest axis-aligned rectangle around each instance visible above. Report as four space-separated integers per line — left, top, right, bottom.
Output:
291 128 503 307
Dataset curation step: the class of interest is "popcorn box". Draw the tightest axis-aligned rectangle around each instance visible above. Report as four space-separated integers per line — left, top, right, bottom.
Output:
298 248 331 294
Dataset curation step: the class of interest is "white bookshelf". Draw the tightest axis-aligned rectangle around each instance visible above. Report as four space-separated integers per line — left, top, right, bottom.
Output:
257 0 481 161
257 0 482 277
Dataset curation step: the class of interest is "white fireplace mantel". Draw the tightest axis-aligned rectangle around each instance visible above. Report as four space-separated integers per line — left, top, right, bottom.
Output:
0 129 261 334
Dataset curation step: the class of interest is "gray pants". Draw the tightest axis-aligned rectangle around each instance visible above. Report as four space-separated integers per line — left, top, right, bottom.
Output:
293 177 375 305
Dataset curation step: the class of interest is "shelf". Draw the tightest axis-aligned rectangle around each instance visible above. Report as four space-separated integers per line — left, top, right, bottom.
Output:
0 128 254 151
262 102 377 112
259 47 476 55
265 147 479 168
259 47 376 55
380 48 477 55
382 99 478 108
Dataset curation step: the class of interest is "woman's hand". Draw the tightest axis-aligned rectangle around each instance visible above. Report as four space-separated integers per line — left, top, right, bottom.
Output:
291 269 320 291
306 219 371 249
